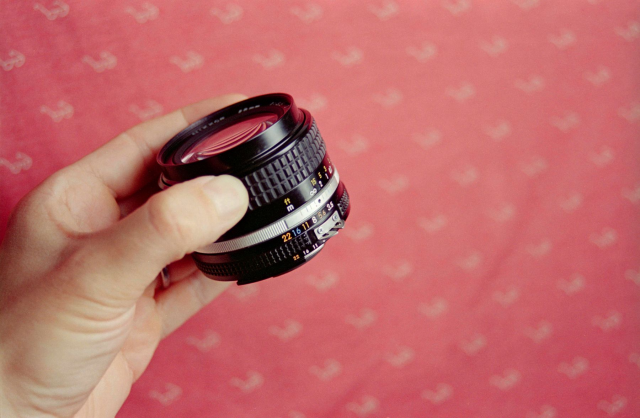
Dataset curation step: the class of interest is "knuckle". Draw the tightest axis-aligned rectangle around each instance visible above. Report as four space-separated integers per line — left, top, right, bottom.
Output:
8 191 40 229
5 172 67 237
21 172 64 214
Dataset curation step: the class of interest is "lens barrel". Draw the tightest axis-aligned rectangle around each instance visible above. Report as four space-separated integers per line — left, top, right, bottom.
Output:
157 93 350 285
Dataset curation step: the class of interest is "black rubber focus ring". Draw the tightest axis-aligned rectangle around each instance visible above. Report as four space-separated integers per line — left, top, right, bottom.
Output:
241 121 326 211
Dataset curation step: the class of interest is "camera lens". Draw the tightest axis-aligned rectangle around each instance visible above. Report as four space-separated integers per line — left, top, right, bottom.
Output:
157 93 351 285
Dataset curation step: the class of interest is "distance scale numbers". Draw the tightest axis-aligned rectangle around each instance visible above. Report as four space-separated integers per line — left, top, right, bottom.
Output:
282 160 334 213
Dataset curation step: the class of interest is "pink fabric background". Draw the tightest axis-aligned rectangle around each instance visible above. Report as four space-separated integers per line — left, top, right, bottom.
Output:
1 1 639 417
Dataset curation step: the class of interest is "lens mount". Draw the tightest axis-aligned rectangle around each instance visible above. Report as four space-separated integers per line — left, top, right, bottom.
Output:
157 93 350 284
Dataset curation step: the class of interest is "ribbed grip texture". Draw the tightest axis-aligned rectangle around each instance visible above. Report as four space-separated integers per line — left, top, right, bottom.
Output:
337 188 350 217
195 232 313 277
241 122 325 211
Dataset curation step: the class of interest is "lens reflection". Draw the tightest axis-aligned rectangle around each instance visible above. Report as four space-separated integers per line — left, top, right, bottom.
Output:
181 112 278 163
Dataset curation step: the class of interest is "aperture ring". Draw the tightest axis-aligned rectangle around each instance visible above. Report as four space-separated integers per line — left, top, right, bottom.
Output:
242 121 326 211
194 232 313 277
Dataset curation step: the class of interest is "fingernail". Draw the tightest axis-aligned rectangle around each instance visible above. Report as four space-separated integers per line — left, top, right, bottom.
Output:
202 175 249 221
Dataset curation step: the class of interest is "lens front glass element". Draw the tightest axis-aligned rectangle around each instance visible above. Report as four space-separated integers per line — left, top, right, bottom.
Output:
181 112 279 163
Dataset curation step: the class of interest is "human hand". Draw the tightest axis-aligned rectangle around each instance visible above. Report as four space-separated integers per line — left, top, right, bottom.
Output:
0 94 249 418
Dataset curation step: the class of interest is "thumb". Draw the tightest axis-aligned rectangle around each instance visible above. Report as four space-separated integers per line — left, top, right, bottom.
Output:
82 175 248 302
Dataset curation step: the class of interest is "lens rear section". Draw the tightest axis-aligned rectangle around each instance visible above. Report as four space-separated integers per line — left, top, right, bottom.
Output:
157 93 350 285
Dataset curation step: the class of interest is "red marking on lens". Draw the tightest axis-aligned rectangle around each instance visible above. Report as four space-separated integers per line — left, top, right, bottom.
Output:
181 112 278 163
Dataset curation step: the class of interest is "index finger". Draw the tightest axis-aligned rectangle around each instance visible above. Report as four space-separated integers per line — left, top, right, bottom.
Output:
76 94 247 199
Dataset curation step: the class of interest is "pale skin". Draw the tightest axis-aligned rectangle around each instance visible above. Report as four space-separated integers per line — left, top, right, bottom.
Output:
0 94 250 418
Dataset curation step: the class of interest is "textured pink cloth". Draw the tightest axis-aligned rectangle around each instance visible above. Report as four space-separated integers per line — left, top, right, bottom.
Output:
1 1 639 417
